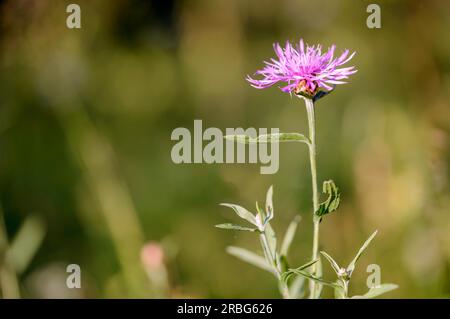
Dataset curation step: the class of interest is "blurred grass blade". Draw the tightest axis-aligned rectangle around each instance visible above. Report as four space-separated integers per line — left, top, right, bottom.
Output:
281 216 301 256
351 283 398 299
0 205 21 298
215 223 256 232
6 215 46 274
226 246 274 274
346 230 378 275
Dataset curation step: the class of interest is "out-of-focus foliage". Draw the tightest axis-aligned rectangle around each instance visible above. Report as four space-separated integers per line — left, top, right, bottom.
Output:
0 0 449 298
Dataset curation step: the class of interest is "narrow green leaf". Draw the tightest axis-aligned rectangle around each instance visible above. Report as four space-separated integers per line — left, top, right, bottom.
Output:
298 259 319 271
320 251 342 276
346 230 378 275
220 203 257 227
281 216 301 256
265 185 274 223
351 283 398 299
224 133 310 145
224 134 252 144
215 223 257 232
283 268 340 288
281 259 318 282
315 180 340 218
258 133 310 144
226 246 275 274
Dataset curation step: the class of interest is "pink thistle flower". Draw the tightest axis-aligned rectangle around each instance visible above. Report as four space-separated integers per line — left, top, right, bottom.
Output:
246 39 357 100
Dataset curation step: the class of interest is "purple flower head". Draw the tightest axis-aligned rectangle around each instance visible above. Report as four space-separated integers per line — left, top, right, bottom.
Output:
246 39 357 100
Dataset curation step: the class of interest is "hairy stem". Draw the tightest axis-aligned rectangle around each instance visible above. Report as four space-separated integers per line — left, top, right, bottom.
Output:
304 98 320 299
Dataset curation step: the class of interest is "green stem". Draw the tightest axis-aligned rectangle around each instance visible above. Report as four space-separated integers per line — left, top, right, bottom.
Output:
304 98 320 299
259 232 290 299
279 281 291 299
342 279 349 298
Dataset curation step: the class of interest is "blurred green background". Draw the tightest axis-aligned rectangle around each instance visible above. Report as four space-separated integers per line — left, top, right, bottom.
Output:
0 0 449 298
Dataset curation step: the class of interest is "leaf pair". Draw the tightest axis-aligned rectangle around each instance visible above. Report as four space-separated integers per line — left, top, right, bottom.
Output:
217 187 302 283
216 186 277 276
319 230 398 298
215 204 259 232
320 230 378 281
217 186 275 232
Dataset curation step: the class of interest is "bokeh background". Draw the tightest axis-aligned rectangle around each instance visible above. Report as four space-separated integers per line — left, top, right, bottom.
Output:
0 0 449 298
